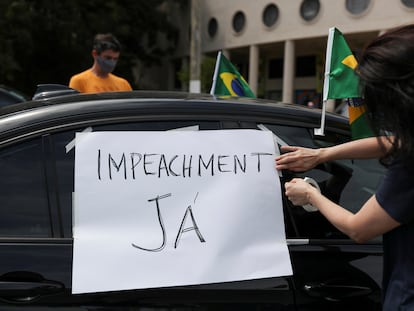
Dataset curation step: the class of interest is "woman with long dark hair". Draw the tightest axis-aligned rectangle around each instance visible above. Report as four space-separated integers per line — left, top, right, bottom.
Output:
276 24 414 310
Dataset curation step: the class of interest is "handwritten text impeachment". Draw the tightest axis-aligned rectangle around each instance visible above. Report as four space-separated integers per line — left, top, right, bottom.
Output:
97 150 273 180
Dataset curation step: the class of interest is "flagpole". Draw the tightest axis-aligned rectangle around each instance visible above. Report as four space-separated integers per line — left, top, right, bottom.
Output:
210 51 222 95
314 100 327 136
315 27 335 136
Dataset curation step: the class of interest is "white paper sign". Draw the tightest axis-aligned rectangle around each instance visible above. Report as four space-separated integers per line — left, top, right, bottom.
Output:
72 130 292 294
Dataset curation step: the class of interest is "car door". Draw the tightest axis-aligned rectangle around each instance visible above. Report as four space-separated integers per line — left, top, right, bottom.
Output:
259 122 384 311
0 108 384 310
0 135 72 308
0 119 296 310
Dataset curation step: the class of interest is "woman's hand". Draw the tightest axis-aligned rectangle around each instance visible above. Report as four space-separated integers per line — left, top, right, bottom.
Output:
275 145 321 172
284 178 315 206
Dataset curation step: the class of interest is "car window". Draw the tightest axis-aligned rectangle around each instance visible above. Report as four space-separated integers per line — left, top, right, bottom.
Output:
51 120 386 241
0 118 386 243
263 123 386 240
0 137 51 237
52 121 220 237
52 131 76 238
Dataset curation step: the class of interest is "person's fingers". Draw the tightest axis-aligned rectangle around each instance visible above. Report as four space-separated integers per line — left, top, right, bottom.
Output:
275 162 291 170
276 162 304 172
280 145 298 152
276 152 299 164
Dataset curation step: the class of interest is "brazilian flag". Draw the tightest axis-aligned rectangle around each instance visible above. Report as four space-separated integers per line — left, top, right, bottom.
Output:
346 98 374 140
323 27 374 139
210 51 255 98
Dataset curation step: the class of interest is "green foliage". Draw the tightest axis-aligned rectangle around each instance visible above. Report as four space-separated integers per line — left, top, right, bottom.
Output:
201 56 216 93
177 56 216 93
0 0 181 95
176 61 189 91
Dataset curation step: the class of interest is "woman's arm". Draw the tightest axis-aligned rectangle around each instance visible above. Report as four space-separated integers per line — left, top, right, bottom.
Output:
275 136 391 172
284 178 400 243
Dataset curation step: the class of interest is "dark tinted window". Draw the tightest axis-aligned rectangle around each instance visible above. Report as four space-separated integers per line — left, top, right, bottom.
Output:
53 121 220 237
345 0 370 14
300 0 320 21
52 119 385 241
296 55 316 77
232 11 246 33
208 17 218 38
53 131 76 237
262 4 279 27
262 123 386 239
402 0 414 7
0 138 51 237
268 58 283 79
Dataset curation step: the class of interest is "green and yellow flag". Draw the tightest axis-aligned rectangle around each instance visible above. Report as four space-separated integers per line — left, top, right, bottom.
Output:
210 51 255 98
323 27 374 140
345 97 374 140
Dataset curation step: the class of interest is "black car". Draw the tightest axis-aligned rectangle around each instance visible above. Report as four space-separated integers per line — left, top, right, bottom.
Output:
0 85 29 107
0 90 385 310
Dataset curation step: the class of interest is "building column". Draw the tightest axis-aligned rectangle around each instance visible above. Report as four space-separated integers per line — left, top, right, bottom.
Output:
248 45 259 96
189 0 201 93
282 40 295 103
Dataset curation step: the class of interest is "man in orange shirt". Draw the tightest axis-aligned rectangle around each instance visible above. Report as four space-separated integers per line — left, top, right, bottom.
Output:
69 33 133 93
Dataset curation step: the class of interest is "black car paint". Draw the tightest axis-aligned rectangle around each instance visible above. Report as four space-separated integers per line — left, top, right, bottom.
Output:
0 85 29 108
0 91 383 310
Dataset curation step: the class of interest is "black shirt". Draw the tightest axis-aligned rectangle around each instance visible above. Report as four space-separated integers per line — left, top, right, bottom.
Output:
375 159 414 310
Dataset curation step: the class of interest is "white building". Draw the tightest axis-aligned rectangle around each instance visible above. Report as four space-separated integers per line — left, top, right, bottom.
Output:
145 0 414 108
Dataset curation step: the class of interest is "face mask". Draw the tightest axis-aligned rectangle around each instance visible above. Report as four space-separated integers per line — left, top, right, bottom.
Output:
96 56 117 74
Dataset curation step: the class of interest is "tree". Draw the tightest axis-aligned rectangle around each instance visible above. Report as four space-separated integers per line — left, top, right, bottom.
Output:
0 0 182 96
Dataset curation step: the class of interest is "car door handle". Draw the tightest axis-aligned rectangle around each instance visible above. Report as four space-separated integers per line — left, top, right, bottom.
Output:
303 282 373 302
0 272 64 303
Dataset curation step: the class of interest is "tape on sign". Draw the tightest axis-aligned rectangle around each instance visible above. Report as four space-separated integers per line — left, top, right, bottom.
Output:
302 177 320 212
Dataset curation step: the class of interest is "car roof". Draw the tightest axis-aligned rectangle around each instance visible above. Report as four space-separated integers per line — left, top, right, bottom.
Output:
0 91 349 144
0 84 30 107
